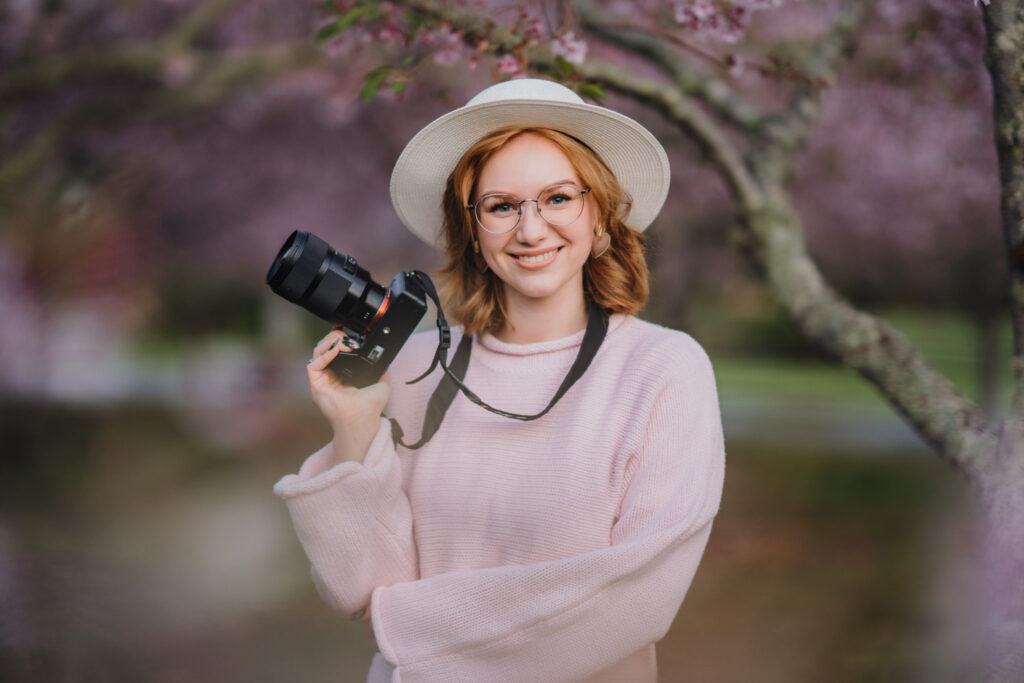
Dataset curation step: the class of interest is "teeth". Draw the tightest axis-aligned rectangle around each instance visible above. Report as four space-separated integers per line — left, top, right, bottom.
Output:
517 249 557 263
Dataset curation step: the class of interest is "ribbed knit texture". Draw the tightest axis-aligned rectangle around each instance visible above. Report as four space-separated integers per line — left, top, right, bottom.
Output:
274 315 725 683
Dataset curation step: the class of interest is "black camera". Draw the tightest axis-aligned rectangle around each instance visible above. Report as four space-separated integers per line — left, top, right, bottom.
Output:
265 230 428 388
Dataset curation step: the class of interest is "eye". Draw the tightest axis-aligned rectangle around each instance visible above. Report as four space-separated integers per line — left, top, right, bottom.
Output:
541 185 581 210
481 195 518 216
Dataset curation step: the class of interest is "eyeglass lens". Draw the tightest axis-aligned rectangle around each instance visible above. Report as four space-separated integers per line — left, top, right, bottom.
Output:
475 184 587 234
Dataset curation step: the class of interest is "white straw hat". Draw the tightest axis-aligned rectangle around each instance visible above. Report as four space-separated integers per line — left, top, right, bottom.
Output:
390 78 670 248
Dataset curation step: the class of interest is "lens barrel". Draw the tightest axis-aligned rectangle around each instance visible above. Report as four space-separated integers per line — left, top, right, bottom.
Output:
265 230 388 335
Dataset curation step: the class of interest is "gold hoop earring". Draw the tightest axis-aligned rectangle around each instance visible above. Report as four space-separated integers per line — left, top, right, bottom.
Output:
592 227 611 258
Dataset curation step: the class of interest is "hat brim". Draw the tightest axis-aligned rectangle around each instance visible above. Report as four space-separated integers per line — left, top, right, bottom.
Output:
390 98 670 249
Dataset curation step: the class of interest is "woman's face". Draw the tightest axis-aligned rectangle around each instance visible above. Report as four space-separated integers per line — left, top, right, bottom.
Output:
473 133 595 314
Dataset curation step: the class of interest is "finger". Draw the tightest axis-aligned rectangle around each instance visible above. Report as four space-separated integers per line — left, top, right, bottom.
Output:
308 339 344 372
313 330 346 357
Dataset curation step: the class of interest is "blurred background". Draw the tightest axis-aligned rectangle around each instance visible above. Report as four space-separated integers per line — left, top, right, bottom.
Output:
0 0 1010 680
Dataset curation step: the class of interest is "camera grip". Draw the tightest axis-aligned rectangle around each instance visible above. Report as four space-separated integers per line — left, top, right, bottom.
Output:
327 346 387 388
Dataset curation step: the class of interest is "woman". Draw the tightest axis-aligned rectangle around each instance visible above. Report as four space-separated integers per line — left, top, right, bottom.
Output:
274 79 725 683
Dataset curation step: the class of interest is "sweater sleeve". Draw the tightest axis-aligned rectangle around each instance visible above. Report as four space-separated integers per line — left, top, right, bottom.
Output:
369 345 725 683
273 418 419 620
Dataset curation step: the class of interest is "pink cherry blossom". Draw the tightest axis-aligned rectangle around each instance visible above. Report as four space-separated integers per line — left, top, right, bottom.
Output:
495 53 525 78
672 0 760 44
551 31 588 65
376 23 403 46
432 25 464 65
524 16 545 40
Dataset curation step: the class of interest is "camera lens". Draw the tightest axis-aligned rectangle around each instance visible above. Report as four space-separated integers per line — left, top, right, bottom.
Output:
266 230 388 335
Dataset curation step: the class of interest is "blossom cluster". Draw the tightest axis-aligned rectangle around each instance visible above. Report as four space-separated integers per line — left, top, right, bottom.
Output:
671 0 783 43
317 2 473 69
550 31 589 65
317 1 600 95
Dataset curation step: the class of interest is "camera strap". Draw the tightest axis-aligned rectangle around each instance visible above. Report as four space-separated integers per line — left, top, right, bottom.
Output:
388 271 608 450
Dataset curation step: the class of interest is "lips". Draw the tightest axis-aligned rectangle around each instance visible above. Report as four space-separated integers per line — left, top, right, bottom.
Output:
512 247 561 264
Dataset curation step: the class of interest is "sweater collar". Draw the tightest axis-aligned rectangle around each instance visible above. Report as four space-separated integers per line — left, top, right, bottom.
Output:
475 314 628 357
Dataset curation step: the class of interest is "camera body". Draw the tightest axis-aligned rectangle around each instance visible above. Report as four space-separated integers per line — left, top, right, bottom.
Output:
266 231 428 388
327 269 426 387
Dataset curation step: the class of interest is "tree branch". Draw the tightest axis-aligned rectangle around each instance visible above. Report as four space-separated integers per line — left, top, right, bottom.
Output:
576 2 765 133
162 0 249 50
146 44 322 115
982 2 1024 416
399 0 522 51
0 0 250 106
0 46 165 105
785 0 871 136
568 60 763 212
750 0 871 185
574 3 993 479
746 190 995 480
0 44 321 196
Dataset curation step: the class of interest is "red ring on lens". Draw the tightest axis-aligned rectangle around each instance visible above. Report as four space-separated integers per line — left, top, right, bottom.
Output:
367 289 392 331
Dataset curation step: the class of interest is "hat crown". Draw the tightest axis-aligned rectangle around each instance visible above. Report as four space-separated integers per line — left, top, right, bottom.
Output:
465 78 584 107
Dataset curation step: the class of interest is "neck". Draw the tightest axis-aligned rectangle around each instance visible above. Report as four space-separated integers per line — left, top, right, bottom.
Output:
495 288 589 344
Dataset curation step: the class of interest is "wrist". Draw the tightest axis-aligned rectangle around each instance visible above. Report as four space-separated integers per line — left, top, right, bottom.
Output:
329 419 380 465
329 431 362 465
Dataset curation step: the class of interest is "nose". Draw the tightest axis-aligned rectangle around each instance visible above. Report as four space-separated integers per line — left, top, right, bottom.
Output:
515 200 548 243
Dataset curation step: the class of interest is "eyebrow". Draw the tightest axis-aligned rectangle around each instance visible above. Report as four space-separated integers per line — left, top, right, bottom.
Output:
477 179 580 197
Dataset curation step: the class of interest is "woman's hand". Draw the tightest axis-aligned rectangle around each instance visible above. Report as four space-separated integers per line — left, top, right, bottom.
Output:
307 329 391 465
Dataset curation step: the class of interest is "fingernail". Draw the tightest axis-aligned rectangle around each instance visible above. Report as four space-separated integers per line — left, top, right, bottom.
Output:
327 340 338 351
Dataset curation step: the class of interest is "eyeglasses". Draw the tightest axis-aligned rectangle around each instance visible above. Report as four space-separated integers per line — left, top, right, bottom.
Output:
467 183 591 235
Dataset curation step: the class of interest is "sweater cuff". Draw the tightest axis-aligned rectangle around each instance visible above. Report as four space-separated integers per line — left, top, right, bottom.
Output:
370 583 401 671
272 418 393 498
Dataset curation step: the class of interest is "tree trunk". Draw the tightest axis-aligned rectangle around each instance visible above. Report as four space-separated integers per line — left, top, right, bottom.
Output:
982 1 1024 674
981 424 1024 680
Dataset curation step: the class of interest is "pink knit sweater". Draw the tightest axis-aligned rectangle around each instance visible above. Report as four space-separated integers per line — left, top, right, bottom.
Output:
274 314 725 683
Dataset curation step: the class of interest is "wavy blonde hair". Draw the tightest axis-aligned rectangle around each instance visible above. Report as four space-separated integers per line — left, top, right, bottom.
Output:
439 126 649 336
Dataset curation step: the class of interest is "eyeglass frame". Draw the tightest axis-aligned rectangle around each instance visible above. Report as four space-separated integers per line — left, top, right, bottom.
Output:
466 183 592 235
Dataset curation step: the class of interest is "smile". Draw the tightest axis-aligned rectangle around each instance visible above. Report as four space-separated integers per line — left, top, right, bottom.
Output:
513 247 560 264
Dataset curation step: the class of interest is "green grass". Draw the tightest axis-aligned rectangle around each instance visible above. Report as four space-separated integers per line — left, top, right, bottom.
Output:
713 357 884 403
706 307 1013 408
